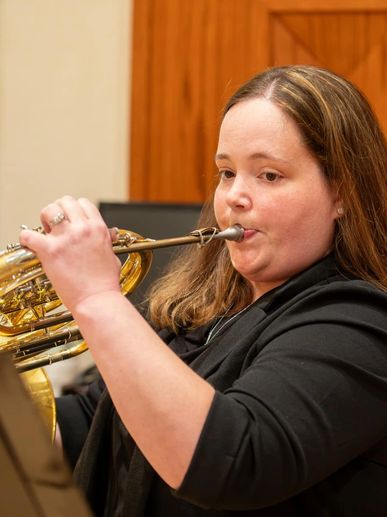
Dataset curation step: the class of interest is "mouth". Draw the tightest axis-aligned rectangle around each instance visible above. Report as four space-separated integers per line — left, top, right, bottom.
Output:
229 224 258 241
242 228 258 240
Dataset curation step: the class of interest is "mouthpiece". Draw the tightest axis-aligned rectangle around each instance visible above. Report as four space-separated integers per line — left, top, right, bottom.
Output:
215 224 244 242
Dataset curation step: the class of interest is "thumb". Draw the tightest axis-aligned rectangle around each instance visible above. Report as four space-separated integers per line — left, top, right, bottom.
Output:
19 228 47 253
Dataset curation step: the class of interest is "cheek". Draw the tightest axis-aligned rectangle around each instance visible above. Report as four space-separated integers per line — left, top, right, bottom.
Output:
268 191 329 237
278 192 336 248
213 188 225 224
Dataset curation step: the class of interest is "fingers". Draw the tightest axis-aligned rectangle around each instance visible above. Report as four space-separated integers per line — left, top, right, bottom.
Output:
40 203 66 233
109 227 120 242
58 196 88 223
40 199 71 234
78 197 102 219
78 199 118 242
21 196 109 251
40 196 104 233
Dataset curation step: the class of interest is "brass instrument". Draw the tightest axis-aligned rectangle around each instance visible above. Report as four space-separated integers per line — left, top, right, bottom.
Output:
0 225 243 439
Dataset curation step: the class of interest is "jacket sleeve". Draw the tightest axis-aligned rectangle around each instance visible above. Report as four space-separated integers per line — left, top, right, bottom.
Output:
175 283 387 510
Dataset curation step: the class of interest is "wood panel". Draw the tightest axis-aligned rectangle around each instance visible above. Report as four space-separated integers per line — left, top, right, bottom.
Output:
130 0 387 203
270 11 387 131
130 0 268 202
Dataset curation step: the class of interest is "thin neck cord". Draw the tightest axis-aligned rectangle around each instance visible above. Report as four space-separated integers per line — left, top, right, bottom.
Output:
204 302 253 346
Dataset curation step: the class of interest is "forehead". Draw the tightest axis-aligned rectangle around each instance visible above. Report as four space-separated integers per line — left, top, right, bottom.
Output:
220 98 293 137
217 98 306 158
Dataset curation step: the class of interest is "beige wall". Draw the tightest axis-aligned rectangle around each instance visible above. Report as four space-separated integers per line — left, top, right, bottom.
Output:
0 0 133 392
0 0 132 247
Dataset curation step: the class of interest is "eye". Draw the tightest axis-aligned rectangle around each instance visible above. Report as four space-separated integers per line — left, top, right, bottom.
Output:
218 169 235 180
260 171 281 182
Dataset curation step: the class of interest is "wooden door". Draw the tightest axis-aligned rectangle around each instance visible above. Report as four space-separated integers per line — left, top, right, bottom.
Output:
130 0 387 203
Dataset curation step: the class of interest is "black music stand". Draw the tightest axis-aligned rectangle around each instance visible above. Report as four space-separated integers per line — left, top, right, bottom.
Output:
0 354 92 517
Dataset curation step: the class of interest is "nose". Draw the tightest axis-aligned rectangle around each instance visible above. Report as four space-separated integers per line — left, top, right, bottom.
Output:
226 175 252 210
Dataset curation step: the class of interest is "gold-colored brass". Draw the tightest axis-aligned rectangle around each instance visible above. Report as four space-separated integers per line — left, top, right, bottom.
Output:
0 225 243 438
20 368 57 442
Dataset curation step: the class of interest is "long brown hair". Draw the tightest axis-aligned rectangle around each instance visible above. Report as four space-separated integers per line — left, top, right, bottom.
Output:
148 65 387 332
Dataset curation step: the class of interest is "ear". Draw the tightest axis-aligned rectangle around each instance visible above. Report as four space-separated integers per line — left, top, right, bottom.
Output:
331 183 344 220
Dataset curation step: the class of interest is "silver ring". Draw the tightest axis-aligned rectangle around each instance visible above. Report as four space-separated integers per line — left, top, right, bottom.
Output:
49 211 66 226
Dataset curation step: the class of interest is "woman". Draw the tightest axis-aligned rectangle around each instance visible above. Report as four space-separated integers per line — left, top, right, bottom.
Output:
20 65 387 516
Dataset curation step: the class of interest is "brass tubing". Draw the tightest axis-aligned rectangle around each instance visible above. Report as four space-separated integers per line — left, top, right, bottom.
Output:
0 225 243 275
0 310 73 337
13 326 82 360
112 225 244 253
4 224 244 373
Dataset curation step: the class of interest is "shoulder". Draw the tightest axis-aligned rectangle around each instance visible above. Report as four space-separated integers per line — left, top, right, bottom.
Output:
257 272 387 356
296 276 385 322
268 266 386 322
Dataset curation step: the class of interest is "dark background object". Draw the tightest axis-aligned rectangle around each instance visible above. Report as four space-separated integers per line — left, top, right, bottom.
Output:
99 201 203 307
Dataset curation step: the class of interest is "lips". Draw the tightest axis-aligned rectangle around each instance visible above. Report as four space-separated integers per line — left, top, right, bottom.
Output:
243 229 257 240
228 224 258 240
226 223 260 242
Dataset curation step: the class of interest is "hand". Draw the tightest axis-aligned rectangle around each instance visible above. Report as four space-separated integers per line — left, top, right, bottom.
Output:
19 196 121 315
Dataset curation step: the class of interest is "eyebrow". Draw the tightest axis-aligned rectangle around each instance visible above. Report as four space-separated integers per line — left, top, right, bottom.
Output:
215 152 289 164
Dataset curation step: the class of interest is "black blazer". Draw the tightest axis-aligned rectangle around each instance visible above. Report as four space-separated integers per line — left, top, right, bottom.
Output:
57 255 387 516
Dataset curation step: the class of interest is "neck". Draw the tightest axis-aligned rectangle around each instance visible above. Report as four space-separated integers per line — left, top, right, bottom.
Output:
250 279 287 301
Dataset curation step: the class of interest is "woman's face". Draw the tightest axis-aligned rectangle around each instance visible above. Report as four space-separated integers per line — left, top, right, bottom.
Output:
214 98 340 299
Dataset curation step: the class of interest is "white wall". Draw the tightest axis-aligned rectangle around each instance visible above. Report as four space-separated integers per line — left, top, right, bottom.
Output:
0 0 133 392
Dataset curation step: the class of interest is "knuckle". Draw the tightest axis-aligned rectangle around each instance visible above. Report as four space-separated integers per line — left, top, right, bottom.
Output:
61 194 74 203
45 240 61 259
68 226 85 245
40 203 55 219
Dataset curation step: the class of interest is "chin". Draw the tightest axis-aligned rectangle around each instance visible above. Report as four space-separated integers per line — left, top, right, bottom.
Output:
231 258 270 281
